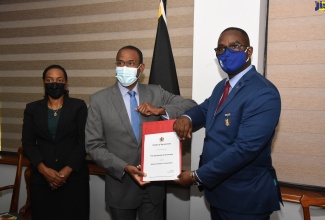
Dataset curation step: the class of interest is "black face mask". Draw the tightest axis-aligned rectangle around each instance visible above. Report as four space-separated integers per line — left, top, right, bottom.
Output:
45 83 65 99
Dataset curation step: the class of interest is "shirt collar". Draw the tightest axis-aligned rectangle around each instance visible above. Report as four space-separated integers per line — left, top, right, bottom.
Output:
117 82 139 96
228 65 253 88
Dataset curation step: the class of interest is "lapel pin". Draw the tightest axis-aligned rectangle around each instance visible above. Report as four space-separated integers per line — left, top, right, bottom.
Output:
224 113 231 126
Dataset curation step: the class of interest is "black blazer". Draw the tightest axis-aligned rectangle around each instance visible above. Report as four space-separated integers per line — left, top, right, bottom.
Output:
22 95 89 184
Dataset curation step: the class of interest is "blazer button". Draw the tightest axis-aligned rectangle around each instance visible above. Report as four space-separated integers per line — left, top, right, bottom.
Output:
55 158 58 162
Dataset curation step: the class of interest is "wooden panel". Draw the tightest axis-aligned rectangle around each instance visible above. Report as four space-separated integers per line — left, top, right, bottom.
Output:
0 0 195 158
0 55 193 70
0 0 194 22
0 14 194 38
268 16 325 42
277 110 325 134
266 64 325 88
0 35 193 54
1 109 24 118
278 88 325 110
269 0 321 19
272 153 325 187
272 132 325 157
1 139 21 152
280 185 325 204
267 40 325 65
0 75 193 88
268 0 325 187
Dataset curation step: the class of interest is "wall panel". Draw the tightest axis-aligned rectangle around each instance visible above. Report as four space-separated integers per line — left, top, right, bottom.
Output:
268 0 325 187
0 0 194 154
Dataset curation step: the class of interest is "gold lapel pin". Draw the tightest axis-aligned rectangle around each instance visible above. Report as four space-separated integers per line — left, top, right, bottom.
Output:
224 113 231 126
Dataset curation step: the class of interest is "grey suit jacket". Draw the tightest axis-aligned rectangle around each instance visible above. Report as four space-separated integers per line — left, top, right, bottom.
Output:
85 82 196 209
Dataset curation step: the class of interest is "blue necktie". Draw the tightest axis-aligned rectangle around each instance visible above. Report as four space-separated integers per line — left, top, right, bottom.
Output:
128 91 140 142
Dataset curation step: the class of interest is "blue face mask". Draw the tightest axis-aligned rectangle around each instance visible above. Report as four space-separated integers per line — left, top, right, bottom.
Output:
217 48 249 75
115 66 140 87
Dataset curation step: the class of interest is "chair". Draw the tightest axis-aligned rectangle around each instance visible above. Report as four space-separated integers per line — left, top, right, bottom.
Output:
19 164 32 220
300 194 325 220
0 147 23 215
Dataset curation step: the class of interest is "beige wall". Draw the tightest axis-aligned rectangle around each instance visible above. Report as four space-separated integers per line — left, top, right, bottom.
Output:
0 0 194 155
267 0 325 187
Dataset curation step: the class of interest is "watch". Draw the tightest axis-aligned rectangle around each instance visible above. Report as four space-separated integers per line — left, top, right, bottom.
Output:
190 170 200 185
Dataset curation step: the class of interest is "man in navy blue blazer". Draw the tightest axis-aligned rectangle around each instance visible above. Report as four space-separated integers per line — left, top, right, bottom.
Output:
173 27 282 220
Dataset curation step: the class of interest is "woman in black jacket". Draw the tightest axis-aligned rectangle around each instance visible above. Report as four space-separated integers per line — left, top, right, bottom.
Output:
22 64 89 220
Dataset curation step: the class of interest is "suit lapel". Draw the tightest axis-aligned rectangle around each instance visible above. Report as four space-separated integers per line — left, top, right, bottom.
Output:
215 79 245 114
138 84 148 143
214 68 256 116
111 83 138 143
207 67 257 132
213 79 227 113
205 80 226 131
38 98 55 141
54 96 69 141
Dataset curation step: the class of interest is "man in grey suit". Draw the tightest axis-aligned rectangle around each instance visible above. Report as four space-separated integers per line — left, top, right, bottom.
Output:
85 45 197 220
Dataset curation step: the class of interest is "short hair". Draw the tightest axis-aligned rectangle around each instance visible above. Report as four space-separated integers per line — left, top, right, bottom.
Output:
42 64 68 81
221 27 250 46
117 45 143 64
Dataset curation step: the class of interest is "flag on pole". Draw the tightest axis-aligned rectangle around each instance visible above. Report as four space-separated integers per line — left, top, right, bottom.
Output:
149 0 180 95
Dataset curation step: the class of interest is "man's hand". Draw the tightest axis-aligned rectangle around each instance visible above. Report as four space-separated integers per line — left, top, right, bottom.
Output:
173 116 193 140
136 102 165 116
124 165 150 186
173 170 193 187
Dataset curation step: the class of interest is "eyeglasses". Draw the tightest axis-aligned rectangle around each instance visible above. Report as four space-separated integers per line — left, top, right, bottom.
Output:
115 60 139 67
214 43 248 55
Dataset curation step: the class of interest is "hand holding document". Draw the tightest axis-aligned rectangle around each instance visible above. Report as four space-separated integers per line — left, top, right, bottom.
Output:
141 120 182 181
124 165 150 186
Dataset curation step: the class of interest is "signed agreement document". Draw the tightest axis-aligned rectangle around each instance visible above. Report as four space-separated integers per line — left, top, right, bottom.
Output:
141 119 182 181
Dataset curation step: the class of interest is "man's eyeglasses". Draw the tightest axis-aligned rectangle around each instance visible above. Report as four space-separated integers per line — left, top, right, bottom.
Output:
214 43 248 55
115 61 139 67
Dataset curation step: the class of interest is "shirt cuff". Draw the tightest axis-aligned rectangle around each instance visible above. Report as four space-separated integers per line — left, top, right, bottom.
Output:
195 170 203 184
182 114 192 122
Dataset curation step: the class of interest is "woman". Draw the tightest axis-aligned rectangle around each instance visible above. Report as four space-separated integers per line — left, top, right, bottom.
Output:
22 65 89 220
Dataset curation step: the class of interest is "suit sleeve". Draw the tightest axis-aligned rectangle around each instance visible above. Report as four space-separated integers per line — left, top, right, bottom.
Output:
184 98 210 129
65 100 88 172
22 103 44 168
185 83 222 129
159 86 197 118
85 95 127 181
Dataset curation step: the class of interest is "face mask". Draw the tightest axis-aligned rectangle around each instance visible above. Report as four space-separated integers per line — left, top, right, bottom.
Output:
45 82 65 99
217 48 249 75
115 66 140 87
